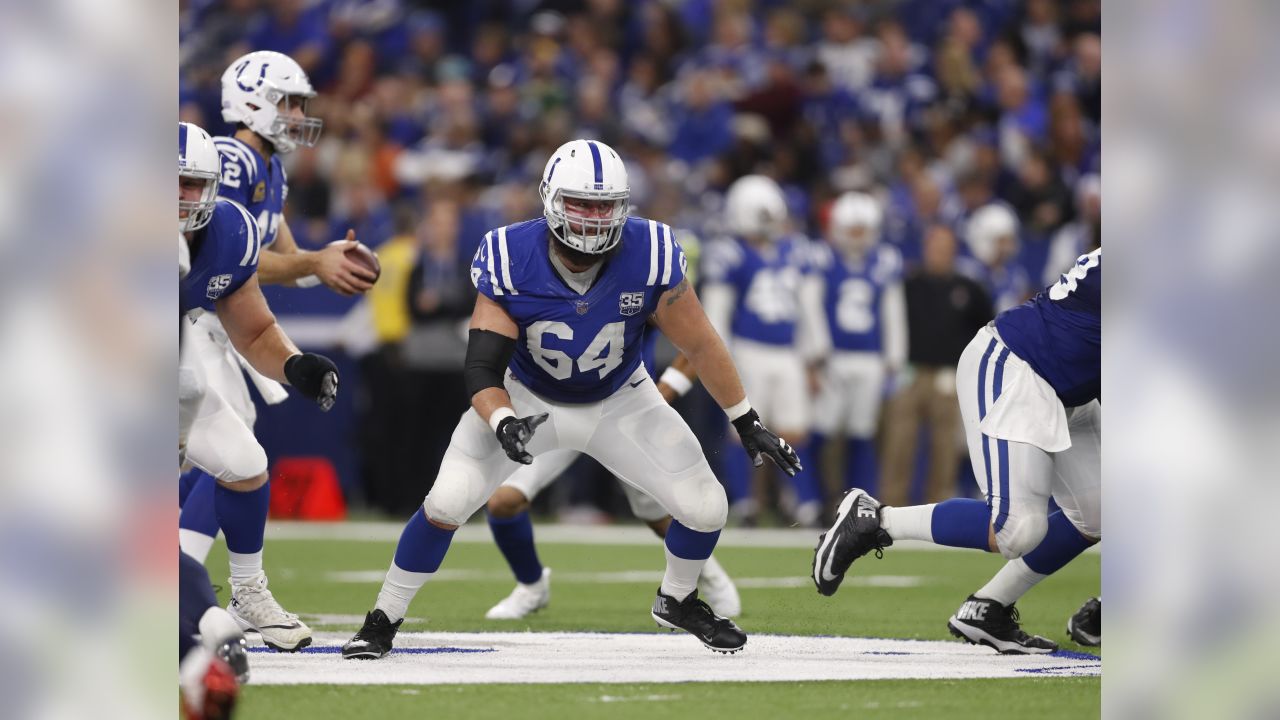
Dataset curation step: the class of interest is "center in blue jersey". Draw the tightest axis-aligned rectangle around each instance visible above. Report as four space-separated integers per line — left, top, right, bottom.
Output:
811 242 902 353
471 217 687 403
214 136 287 248
701 235 810 346
995 249 1101 407
181 199 262 317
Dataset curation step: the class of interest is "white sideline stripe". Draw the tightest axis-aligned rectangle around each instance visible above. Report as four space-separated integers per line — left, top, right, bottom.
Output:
246 631 1101 685
265 521 1101 554
321 569 925 589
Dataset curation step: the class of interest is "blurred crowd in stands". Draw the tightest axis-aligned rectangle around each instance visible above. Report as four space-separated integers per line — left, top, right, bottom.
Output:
180 0 1101 522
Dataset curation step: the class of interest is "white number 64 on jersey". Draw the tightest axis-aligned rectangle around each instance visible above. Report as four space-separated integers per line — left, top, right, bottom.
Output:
527 321 625 380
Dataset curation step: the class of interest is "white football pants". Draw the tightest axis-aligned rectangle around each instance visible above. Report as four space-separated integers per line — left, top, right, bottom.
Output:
424 366 727 532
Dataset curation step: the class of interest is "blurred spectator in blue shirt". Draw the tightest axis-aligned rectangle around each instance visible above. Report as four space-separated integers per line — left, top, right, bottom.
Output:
1053 33 1101 128
667 69 735 165
246 0 330 75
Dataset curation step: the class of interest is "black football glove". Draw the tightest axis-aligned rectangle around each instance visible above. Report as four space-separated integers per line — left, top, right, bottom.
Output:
732 409 803 476
495 412 548 465
285 353 339 411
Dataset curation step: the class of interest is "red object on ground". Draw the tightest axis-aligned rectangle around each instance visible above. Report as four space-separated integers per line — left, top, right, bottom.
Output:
269 457 347 520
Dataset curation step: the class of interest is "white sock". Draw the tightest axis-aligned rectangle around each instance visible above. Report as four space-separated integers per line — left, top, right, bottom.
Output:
228 550 263 586
660 547 705 602
880 504 937 542
375 562 432 622
974 558 1047 607
699 554 729 584
179 529 217 564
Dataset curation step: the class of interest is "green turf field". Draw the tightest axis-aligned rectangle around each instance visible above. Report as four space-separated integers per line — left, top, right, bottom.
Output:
207 522 1100 718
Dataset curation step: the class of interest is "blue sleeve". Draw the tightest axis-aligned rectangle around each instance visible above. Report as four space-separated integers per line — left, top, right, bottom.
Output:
468 230 505 305
660 233 689 294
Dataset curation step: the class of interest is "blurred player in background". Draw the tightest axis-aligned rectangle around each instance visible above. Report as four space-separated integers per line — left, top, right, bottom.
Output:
701 174 824 526
180 114 344 654
961 203 1033 314
806 191 906 509
484 347 740 621
179 51 375 651
1044 174 1100 285
341 139 799 659
814 249 1100 654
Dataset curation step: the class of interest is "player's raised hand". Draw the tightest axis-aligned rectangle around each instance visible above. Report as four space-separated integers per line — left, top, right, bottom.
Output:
285 352 340 411
731 409 803 476
312 230 377 296
495 412 548 465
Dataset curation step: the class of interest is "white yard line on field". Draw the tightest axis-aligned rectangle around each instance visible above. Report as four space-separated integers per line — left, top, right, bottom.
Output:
245 631 1101 685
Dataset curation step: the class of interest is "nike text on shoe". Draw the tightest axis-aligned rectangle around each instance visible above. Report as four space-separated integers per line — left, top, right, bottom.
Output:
651 589 747 654
1067 597 1101 646
342 609 403 660
812 489 893 596
947 595 1059 654
227 572 313 652
485 567 551 620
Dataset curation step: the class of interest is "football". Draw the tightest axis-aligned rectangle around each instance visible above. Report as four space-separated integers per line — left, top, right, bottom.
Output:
344 241 381 283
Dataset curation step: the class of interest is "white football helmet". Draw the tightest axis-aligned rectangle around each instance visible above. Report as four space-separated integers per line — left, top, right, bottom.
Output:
539 139 630 255
179 122 221 233
221 51 322 154
965 203 1020 266
828 192 882 256
724 174 788 240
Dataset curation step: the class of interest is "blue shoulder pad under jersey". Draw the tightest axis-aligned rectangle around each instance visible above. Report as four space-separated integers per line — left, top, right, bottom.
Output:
815 242 902 353
213 136 288 249
995 249 1101 407
702 235 809 347
181 199 262 316
470 217 686 403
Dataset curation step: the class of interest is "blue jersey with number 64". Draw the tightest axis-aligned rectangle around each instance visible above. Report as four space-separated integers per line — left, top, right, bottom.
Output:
471 217 686 403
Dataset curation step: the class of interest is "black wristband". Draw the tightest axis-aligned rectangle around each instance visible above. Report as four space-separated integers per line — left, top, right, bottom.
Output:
731 408 760 435
465 329 516 397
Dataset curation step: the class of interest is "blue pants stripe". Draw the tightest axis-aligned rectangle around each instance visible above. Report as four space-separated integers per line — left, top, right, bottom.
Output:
991 348 1011 532
977 339 997 500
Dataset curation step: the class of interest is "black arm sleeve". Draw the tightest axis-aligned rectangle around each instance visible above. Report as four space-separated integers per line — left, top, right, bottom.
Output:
464 329 517 398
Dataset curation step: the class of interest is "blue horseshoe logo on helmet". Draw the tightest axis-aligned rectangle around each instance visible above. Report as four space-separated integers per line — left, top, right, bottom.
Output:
235 60 269 93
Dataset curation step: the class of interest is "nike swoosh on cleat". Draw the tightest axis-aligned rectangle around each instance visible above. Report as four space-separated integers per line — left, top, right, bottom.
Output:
257 623 304 630
821 540 841 582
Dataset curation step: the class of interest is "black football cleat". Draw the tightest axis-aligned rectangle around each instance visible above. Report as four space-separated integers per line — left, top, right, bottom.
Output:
341 609 403 660
812 489 893 596
651 589 746 654
1067 597 1101 646
947 595 1058 654
213 635 250 685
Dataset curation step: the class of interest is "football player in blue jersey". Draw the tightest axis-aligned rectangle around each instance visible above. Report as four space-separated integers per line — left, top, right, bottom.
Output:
180 51 377 649
813 249 1100 654
179 121 341 652
179 182 248 720
483 346 741 621
342 139 800 658
701 175 825 526
807 192 907 504
960 203 1034 314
